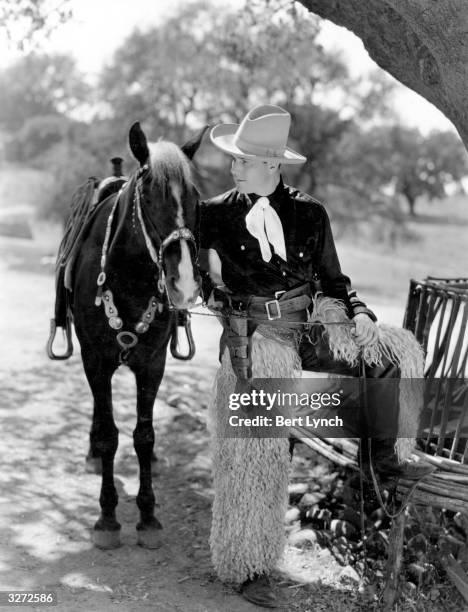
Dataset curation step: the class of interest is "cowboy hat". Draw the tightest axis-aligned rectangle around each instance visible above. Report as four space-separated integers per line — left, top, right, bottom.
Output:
210 104 306 165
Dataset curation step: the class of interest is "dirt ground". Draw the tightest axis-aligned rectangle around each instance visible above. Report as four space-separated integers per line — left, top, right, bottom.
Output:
1 235 386 612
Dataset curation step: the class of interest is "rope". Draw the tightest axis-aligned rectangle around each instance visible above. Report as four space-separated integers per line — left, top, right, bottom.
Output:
189 305 355 329
367 442 430 519
99 190 120 272
358 438 370 579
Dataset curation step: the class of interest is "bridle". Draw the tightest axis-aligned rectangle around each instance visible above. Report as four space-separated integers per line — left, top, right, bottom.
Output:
133 164 198 300
94 162 198 362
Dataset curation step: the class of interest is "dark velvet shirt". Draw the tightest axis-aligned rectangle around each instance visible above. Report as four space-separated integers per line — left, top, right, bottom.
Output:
197 178 375 320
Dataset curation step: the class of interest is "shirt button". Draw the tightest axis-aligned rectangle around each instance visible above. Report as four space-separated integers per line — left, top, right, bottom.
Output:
299 252 304 258
240 245 245 250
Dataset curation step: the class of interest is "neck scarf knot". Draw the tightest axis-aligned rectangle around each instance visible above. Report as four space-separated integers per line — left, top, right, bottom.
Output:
245 196 287 262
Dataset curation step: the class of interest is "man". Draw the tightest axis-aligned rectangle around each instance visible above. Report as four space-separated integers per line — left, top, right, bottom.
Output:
198 105 395 607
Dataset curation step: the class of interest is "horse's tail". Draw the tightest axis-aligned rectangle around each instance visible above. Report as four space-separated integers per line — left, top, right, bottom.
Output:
47 177 98 360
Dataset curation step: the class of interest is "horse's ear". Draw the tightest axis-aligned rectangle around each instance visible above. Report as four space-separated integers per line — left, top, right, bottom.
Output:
181 125 209 160
129 122 150 166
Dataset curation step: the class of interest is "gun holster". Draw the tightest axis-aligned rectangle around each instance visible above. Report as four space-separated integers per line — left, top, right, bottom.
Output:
220 311 257 381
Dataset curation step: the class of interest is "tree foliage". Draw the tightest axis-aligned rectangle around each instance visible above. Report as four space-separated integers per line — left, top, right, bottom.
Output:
99 1 350 131
0 0 72 51
0 53 89 132
335 125 468 216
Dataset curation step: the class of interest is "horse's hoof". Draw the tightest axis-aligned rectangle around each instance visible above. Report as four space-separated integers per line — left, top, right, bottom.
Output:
136 519 163 549
137 529 163 549
94 517 121 549
85 455 102 474
93 528 121 549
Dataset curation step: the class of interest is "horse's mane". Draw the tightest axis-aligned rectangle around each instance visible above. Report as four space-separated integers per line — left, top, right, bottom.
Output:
148 141 194 194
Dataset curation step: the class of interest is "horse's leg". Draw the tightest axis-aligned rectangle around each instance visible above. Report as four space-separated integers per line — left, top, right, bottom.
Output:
86 404 128 475
83 357 121 549
85 406 103 474
133 365 164 548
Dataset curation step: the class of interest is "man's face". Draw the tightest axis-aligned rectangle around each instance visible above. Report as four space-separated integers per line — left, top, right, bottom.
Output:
230 156 273 195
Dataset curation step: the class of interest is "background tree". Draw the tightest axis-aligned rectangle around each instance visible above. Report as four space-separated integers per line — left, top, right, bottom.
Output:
0 0 72 51
0 53 89 133
99 1 232 142
392 128 468 216
335 125 468 217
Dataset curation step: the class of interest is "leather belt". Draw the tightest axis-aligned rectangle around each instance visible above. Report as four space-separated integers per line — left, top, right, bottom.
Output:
232 283 311 322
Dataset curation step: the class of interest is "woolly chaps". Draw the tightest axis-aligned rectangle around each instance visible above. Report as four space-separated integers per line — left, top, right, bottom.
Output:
208 296 424 584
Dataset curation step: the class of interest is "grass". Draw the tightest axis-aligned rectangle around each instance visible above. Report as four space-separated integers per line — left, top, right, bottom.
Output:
334 193 467 305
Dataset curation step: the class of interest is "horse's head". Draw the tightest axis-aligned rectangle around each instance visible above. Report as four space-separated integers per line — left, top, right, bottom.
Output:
129 122 207 310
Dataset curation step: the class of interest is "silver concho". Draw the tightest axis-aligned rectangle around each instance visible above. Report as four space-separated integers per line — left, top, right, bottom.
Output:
135 321 149 334
109 316 123 330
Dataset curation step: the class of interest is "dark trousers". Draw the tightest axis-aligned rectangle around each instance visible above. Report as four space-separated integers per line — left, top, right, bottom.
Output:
298 333 400 461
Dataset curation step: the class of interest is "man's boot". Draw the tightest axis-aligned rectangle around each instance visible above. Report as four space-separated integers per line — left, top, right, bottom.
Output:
364 438 434 486
240 574 279 608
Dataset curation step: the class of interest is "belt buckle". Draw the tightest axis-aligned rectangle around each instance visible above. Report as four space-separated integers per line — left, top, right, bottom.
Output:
265 299 281 320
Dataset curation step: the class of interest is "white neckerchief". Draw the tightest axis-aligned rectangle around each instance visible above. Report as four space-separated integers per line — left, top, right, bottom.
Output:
245 196 287 262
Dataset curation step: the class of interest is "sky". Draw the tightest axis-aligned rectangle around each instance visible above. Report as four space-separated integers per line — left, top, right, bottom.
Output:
0 0 455 135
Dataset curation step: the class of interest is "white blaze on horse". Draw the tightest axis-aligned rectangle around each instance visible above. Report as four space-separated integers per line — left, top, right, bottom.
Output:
48 122 207 549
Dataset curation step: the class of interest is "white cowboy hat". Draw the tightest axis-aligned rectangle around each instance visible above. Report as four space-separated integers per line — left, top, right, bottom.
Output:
210 104 306 165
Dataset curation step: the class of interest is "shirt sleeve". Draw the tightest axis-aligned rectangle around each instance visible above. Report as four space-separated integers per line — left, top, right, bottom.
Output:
317 207 376 321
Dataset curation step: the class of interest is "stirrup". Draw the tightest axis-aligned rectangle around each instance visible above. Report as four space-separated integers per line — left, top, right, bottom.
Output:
46 317 74 360
170 310 195 360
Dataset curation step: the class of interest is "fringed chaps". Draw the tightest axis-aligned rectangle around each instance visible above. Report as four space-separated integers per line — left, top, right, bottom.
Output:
208 295 424 584
309 296 425 461
209 331 300 585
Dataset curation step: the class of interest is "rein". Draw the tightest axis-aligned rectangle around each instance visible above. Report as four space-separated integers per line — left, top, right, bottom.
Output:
192 305 356 329
94 165 197 362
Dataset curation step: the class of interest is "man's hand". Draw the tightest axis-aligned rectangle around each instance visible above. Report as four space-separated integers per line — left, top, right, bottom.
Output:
352 313 379 346
207 285 231 310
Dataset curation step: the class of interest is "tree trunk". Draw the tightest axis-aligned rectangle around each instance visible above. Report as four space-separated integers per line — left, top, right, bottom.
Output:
298 0 468 151
403 191 417 216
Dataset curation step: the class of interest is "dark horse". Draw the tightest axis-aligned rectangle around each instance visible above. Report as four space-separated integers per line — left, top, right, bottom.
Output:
50 122 205 549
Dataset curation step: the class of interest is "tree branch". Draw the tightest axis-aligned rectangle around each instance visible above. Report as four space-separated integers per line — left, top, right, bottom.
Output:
297 0 468 149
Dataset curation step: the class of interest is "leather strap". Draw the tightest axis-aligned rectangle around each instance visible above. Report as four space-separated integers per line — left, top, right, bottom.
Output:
242 282 310 303
221 314 255 380
248 294 311 318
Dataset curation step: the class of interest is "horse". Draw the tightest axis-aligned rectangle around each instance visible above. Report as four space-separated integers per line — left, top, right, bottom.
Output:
50 122 206 549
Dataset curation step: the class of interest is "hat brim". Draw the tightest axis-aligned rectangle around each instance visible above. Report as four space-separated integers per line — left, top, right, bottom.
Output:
210 124 306 165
